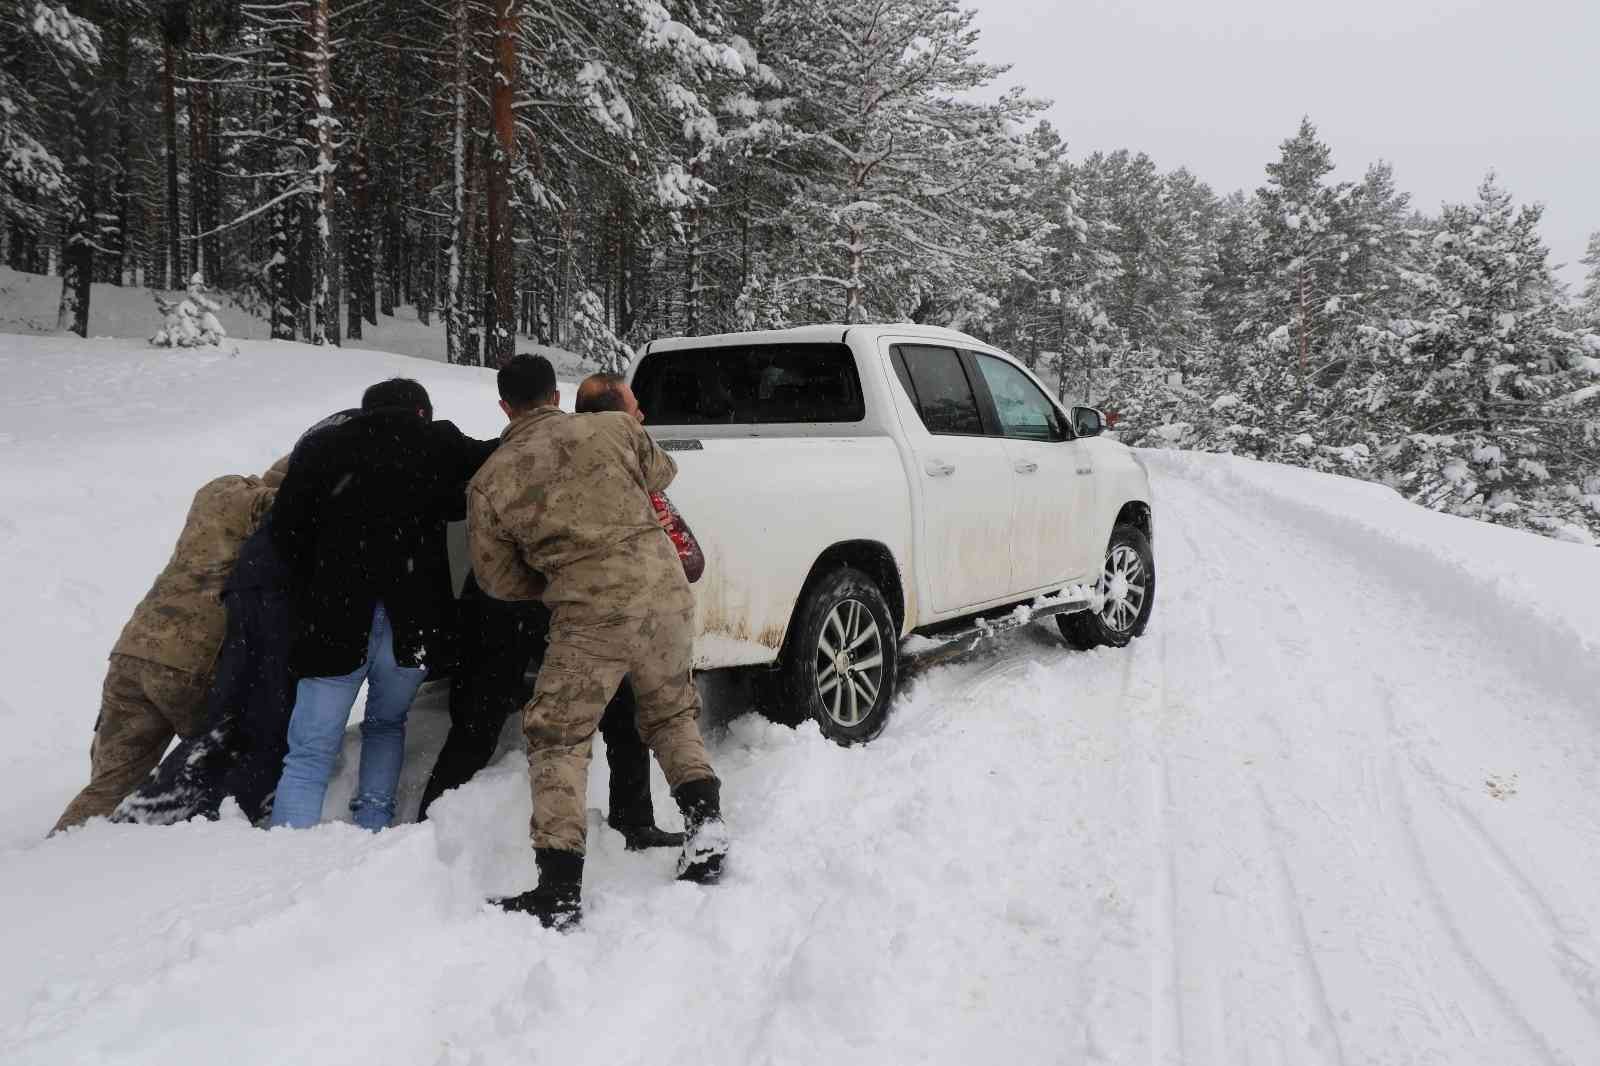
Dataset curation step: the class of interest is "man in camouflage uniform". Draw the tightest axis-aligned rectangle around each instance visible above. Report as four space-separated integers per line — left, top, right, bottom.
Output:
469 354 728 929
52 467 281 833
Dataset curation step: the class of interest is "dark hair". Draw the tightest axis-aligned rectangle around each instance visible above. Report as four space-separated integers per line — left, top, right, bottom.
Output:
361 378 433 420
499 354 558 411
574 373 628 414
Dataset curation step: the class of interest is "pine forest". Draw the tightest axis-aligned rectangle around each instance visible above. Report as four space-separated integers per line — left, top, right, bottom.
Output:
4 0 1598 542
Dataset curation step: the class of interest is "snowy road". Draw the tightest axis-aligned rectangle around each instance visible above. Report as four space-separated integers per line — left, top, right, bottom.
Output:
1125 458 1600 1065
3 339 1599 1065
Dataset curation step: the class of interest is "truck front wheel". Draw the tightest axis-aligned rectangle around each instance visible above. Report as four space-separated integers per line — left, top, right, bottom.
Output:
1058 524 1155 650
776 567 899 745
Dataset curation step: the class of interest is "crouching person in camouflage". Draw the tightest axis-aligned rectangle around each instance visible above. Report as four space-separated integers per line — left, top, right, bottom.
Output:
469 354 728 930
51 469 280 833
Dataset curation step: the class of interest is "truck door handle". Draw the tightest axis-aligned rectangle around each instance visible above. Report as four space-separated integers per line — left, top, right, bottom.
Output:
925 460 956 478
1075 467 1092 476
1013 460 1038 474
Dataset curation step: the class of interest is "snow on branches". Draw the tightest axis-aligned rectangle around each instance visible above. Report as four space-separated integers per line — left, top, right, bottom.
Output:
151 274 228 348
1 1 100 226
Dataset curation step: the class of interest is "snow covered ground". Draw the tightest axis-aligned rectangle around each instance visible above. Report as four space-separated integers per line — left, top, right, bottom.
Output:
0 265 596 376
4 333 1600 1066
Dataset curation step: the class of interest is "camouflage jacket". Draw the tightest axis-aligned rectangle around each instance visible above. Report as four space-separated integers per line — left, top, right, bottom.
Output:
468 408 690 621
112 474 278 675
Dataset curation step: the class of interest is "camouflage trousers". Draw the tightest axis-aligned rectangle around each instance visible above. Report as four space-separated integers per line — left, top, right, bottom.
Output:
524 605 716 854
53 654 210 833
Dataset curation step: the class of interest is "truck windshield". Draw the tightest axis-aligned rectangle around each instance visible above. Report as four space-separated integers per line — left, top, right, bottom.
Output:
632 343 866 425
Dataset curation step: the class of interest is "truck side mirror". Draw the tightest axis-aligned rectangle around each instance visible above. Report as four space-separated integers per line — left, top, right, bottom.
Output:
1071 406 1105 437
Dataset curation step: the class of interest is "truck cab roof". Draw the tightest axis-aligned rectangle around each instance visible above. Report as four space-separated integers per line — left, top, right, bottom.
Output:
642 323 992 357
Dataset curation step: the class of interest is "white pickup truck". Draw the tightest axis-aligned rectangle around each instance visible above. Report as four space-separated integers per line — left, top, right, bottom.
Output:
629 323 1155 743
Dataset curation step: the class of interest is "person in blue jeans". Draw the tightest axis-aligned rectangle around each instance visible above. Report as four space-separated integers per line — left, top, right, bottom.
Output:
267 379 497 831
270 603 427 829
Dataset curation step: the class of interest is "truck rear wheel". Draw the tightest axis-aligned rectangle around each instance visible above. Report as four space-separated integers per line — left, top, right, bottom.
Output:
774 567 899 745
1059 524 1155 650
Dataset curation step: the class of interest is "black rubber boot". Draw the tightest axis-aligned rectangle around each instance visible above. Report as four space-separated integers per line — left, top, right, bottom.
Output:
494 848 583 930
611 822 686 851
673 777 729 884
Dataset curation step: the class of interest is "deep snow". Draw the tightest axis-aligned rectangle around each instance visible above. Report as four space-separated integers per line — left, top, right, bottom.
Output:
3 334 1600 1066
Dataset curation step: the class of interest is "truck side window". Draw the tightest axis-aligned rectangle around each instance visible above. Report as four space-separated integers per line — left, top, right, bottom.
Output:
892 345 984 436
974 354 1068 442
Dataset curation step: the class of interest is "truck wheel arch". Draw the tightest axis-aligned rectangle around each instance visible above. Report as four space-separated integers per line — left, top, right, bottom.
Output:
1115 500 1153 549
782 540 907 656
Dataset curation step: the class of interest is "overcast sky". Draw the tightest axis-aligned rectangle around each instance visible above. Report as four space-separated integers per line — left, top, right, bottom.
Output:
966 0 1599 288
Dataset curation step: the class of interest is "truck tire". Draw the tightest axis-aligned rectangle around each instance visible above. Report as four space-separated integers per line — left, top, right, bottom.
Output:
774 567 899 745
1059 524 1155 650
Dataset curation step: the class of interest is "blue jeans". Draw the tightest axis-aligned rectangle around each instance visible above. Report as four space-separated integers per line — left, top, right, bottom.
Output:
269 603 427 831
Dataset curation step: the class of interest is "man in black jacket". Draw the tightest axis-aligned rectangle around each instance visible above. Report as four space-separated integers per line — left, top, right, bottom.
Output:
269 380 497 831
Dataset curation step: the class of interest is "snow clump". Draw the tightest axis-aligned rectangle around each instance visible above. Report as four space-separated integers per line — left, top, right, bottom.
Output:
151 273 227 348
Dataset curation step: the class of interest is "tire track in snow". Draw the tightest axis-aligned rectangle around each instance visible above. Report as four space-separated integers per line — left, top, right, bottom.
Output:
1161 464 1595 1063
1206 478 1600 1059
1249 776 1350 1066
1196 543 1350 1066
1388 722 1600 1019
1379 682 1600 1052
1170 474 1486 1059
1373 685 1572 1066
1147 624 1183 1066
1438 802 1600 1024
1168 508 1348 1066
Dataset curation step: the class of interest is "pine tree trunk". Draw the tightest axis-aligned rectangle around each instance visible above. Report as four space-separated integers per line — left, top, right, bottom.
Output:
557 208 573 347
845 157 865 324
58 201 93 337
111 21 134 285
347 96 370 340
187 47 208 281
1297 267 1309 378
269 39 299 341
380 199 398 317
445 0 469 364
306 0 336 345
466 148 485 364
739 172 751 298
617 190 634 337
402 229 413 307
483 0 518 368
685 158 703 335
6 215 31 272
191 31 222 287
59 15 101 338
162 41 182 290
416 211 434 328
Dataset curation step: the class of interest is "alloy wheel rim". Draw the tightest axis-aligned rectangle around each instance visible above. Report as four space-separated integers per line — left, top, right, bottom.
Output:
1098 544 1148 633
815 599 885 728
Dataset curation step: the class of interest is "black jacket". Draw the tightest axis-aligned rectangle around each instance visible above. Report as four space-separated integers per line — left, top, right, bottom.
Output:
270 410 496 678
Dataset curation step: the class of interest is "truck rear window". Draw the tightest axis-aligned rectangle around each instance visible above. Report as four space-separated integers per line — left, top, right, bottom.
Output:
633 343 865 425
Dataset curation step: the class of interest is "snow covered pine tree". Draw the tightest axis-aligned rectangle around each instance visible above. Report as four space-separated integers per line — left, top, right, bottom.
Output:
1387 176 1600 543
152 273 228 347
